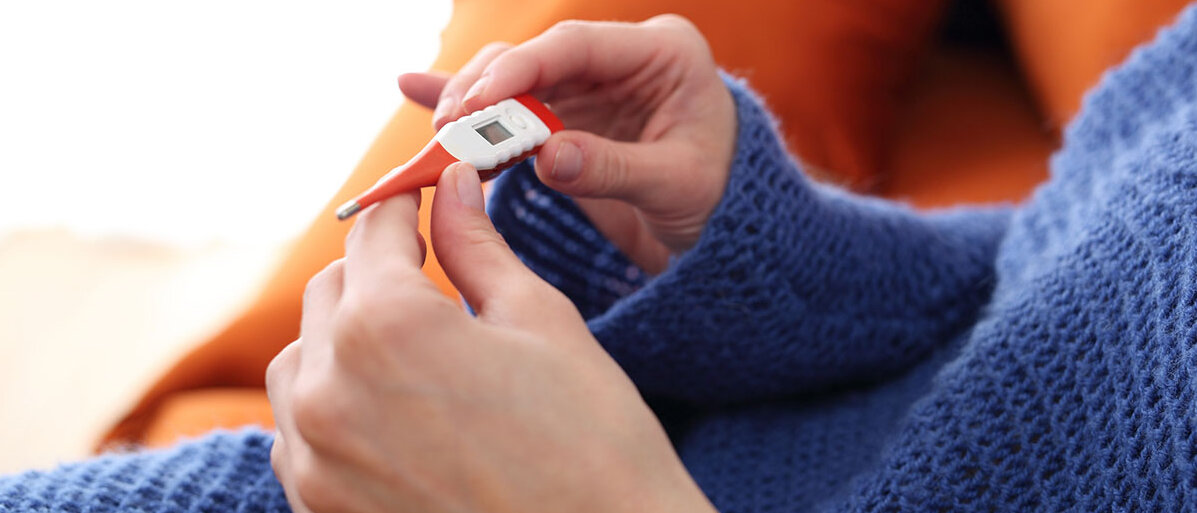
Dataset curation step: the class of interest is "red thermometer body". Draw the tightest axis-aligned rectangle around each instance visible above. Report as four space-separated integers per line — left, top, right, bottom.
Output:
336 95 563 220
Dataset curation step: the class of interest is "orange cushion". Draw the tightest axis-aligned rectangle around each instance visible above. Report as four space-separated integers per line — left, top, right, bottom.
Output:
99 0 958 449
143 389 274 448
439 0 949 189
995 0 1191 128
881 47 1053 207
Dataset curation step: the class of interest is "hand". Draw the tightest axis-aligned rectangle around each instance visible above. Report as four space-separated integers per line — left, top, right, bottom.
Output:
267 163 717 513
398 15 735 274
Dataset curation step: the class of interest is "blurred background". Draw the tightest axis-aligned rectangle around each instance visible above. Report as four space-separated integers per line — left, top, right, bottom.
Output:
2 0 1187 479
0 0 450 472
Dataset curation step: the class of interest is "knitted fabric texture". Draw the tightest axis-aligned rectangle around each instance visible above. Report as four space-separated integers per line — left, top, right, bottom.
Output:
0 430 287 512
4 6 1197 511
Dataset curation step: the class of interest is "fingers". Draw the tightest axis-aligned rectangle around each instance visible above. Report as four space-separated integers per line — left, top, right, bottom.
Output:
460 17 700 112
433 42 512 129
266 341 309 510
265 341 379 513
266 341 302 431
431 162 574 327
270 434 308 513
343 191 429 297
397 71 451 110
534 130 696 211
299 259 344 344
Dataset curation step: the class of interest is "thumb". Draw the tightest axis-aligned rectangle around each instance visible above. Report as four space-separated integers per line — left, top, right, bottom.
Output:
430 162 567 326
534 131 692 210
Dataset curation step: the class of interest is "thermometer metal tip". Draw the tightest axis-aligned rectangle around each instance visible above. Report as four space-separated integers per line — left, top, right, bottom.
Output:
336 201 362 220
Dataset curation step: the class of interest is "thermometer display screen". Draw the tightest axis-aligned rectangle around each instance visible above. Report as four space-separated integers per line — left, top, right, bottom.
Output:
475 121 514 145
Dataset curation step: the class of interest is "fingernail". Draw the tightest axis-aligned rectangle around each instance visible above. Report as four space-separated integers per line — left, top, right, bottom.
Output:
550 142 583 182
433 98 455 125
454 163 485 210
462 75 490 107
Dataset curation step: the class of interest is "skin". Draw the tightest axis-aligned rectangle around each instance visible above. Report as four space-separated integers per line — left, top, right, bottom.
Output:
398 14 735 274
267 15 735 513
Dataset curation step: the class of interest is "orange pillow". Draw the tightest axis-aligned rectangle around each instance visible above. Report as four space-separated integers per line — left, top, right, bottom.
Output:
996 0 1191 128
440 0 949 190
142 389 274 448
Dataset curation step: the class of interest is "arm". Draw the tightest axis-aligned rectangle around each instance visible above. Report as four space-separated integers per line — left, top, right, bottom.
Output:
490 75 1013 403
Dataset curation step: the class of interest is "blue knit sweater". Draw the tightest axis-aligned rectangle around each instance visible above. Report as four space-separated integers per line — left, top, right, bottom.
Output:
5 7 1197 512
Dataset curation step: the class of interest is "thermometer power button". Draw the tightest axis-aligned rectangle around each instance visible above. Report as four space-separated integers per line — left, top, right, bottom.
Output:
506 109 530 129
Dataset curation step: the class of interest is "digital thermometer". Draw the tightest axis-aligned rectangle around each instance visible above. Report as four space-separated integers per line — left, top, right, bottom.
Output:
336 95 563 220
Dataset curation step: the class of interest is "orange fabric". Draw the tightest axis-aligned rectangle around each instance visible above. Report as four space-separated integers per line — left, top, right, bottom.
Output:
995 0 1191 128
143 389 275 448
881 48 1053 208
435 0 949 190
97 0 1062 449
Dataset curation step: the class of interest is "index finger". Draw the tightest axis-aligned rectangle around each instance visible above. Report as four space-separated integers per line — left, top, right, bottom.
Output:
461 17 694 111
342 191 427 293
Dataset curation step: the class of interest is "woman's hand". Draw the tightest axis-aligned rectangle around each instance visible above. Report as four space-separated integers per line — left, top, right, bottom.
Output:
267 163 717 513
398 15 735 274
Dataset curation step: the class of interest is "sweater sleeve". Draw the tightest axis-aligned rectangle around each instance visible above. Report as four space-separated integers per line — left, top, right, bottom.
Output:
0 428 288 512
488 75 1013 404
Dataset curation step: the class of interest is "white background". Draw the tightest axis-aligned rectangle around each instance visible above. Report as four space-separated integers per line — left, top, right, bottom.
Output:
0 1 451 246
0 1 451 472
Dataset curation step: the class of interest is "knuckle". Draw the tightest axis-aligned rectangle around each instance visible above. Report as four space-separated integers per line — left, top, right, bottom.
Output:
331 292 391 344
291 383 346 450
651 13 699 30
333 281 457 350
644 14 709 55
264 343 296 390
646 13 692 29
547 19 591 37
303 260 343 304
337 280 411 324
269 436 286 477
645 13 700 39
330 306 383 364
479 41 513 56
293 462 343 513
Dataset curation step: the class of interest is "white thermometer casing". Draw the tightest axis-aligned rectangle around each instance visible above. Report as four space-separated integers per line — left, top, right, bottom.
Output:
434 98 553 170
